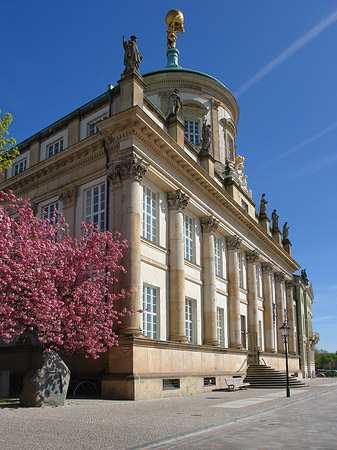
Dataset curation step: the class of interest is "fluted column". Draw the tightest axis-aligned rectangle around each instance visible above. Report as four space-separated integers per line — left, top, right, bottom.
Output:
201 216 219 346
275 272 285 353
227 236 242 349
109 154 148 336
262 262 275 352
246 251 259 357
285 280 296 354
167 189 189 342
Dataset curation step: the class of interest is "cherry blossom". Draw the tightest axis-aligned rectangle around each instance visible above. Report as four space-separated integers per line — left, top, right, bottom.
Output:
0 189 131 358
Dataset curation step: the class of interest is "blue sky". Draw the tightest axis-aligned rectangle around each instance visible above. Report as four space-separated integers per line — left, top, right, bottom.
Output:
2 1 337 352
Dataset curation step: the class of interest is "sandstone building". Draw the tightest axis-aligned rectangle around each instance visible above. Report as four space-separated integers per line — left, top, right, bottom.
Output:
0 14 318 399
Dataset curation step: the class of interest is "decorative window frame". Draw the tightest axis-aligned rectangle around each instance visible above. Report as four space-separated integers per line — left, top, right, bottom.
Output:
142 185 158 244
40 130 68 162
80 107 109 140
7 151 30 179
142 284 159 339
183 213 194 262
76 176 106 236
185 298 196 343
182 100 209 148
217 307 225 346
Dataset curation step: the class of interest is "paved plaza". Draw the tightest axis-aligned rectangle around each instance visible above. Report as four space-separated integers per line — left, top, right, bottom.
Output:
0 378 336 449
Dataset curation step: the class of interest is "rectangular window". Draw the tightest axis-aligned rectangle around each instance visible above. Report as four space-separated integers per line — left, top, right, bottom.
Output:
184 120 200 146
183 215 194 262
142 186 157 243
43 202 59 221
204 377 216 386
163 379 180 390
142 285 158 339
87 115 107 136
241 200 248 213
85 184 105 231
214 236 221 277
227 137 234 160
47 139 64 158
217 307 224 346
241 315 247 348
13 159 27 176
185 299 193 342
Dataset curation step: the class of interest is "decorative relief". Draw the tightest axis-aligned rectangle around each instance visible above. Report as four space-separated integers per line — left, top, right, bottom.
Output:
226 235 242 251
274 272 285 283
261 262 274 274
58 185 78 208
224 155 252 198
108 154 148 185
200 216 219 234
167 189 189 211
246 250 259 264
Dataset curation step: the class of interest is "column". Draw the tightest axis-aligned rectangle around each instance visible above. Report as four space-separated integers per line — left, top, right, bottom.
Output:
227 235 242 349
262 262 275 352
285 280 296 354
246 251 259 361
201 216 219 346
167 189 189 342
109 153 148 336
275 272 285 353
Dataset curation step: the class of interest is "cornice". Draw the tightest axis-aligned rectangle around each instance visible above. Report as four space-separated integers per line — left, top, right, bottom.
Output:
0 137 105 196
106 107 300 272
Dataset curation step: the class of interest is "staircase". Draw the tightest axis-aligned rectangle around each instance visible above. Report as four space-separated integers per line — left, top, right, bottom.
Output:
244 364 308 389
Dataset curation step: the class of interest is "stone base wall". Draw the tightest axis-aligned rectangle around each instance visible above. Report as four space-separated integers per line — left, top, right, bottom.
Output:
261 353 301 377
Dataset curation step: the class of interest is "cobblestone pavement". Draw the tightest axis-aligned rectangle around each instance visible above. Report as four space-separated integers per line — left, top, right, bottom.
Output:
0 378 336 450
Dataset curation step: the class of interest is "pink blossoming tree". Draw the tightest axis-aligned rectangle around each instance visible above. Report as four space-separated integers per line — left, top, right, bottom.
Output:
0 189 130 359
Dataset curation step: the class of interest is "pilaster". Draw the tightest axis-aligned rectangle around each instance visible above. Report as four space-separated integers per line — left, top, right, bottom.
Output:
58 185 78 234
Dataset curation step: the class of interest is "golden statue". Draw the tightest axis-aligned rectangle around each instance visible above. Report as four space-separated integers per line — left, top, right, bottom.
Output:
165 9 184 49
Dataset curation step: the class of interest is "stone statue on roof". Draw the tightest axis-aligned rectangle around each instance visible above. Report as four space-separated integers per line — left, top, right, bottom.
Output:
123 35 143 72
201 120 212 151
167 89 182 118
259 193 267 216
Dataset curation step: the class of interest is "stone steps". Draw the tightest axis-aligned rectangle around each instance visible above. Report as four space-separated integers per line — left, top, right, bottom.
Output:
244 364 308 389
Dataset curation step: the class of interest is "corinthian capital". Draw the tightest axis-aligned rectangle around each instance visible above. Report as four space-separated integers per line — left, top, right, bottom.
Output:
246 250 259 264
167 189 189 211
226 235 242 250
108 154 148 185
261 262 273 274
59 185 78 208
200 216 219 234
274 272 285 283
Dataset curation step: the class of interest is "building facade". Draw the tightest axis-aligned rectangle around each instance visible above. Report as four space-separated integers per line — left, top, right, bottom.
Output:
0 22 318 399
